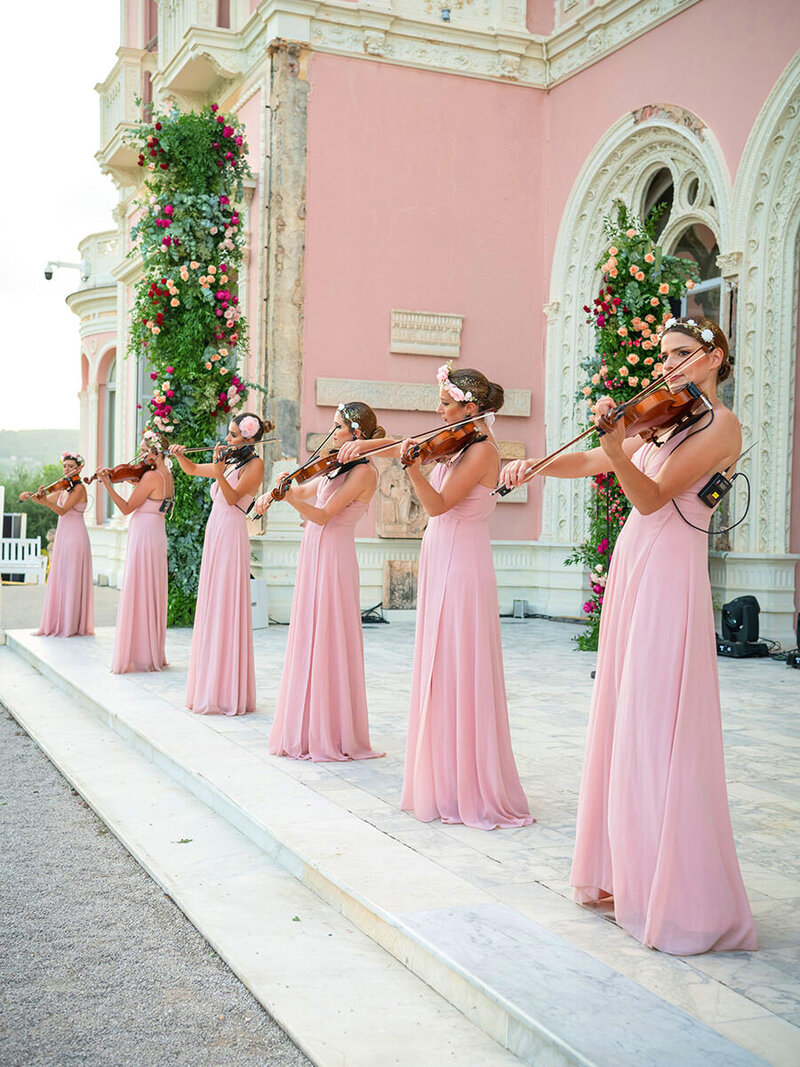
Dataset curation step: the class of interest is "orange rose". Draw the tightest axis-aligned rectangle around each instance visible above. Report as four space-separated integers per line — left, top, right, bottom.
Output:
608 246 618 255
617 326 628 336
582 386 592 396
650 297 660 306
636 271 645 281
619 366 629 376
658 283 669 294
205 361 212 369
641 379 650 388
686 279 695 289
628 377 638 387
627 353 640 365
626 228 636 237
609 268 618 278
644 356 654 365
642 340 652 350
644 253 655 263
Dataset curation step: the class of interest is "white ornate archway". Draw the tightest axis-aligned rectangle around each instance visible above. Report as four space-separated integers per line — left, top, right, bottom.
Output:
543 106 731 545
730 50 800 558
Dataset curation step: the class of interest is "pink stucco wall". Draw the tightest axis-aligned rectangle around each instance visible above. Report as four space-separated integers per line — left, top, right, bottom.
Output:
303 54 547 539
542 0 800 270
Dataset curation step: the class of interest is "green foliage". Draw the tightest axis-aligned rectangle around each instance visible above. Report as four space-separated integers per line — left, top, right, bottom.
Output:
126 103 254 622
567 202 698 650
0 463 64 546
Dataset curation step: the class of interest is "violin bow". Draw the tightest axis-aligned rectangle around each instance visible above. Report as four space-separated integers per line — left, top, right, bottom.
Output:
492 346 712 495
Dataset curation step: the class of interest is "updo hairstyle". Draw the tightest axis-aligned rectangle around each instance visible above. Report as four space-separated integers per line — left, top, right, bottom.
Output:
447 368 505 413
232 412 274 442
338 402 386 440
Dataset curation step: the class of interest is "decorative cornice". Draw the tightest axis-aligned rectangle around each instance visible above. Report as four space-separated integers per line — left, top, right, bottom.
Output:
146 0 702 101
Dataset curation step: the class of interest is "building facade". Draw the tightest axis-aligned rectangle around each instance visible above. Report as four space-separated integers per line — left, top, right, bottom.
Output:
69 0 800 643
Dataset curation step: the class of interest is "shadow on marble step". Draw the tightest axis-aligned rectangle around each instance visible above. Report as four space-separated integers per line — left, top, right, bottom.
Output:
1 632 772 1067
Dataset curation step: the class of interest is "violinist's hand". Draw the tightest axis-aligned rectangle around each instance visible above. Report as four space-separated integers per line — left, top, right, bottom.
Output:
168 444 187 456
594 396 625 455
211 443 226 478
400 438 420 472
19 491 33 501
337 440 368 464
501 459 538 489
254 492 271 516
97 469 111 487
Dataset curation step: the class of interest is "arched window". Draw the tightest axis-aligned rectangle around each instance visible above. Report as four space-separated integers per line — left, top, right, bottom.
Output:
104 361 117 522
674 221 722 322
642 167 673 241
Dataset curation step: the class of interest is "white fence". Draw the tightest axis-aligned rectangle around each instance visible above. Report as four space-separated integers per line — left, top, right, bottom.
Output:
1 537 46 584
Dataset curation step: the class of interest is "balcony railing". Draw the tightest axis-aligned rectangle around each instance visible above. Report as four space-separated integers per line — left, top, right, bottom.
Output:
159 0 221 72
97 48 146 155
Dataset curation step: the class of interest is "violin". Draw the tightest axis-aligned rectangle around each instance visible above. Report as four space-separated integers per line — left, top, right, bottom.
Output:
23 473 83 500
495 355 714 496
84 455 157 485
260 450 358 511
595 382 711 442
401 421 486 467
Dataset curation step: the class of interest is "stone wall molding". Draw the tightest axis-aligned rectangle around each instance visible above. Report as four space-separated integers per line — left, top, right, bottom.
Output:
542 108 730 544
730 50 800 556
315 376 531 416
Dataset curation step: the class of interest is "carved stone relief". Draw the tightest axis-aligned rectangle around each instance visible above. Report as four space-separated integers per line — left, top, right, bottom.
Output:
390 309 464 358
383 559 419 609
375 459 430 538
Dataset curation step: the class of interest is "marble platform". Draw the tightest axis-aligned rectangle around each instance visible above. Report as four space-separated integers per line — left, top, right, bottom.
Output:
2 619 799 1066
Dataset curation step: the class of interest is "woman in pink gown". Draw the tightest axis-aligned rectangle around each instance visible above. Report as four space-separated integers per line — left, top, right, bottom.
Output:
170 413 268 716
21 451 94 637
256 402 384 761
342 366 533 829
502 316 756 954
97 435 173 673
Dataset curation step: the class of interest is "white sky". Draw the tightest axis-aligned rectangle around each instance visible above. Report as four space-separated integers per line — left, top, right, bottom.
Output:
0 2 120 430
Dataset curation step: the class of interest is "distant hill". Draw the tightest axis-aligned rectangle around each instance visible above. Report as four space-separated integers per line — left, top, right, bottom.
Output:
0 429 80 470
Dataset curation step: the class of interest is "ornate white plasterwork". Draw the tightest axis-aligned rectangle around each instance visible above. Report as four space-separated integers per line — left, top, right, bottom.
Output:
390 309 464 358
145 0 703 94
730 51 800 556
542 109 730 545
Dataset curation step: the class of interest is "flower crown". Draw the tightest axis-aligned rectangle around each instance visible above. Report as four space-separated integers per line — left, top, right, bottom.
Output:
61 450 85 466
661 317 716 347
337 403 360 431
238 415 261 439
437 362 475 404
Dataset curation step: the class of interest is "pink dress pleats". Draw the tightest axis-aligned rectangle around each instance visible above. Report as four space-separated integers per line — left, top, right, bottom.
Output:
570 435 757 954
112 497 168 674
401 451 533 829
35 492 94 637
269 468 383 761
186 466 255 715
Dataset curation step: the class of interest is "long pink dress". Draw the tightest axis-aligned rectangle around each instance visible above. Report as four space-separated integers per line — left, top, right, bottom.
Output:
269 467 383 761
35 491 94 637
186 465 255 715
570 434 757 954
111 477 170 674
401 448 533 829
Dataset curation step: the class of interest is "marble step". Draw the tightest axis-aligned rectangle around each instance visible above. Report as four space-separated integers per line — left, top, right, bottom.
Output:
0 647 521 1067
2 631 771 1067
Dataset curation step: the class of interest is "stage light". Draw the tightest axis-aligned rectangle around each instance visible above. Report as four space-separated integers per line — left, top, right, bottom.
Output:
717 595 769 658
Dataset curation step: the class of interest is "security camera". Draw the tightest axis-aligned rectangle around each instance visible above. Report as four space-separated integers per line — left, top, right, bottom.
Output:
44 265 54 280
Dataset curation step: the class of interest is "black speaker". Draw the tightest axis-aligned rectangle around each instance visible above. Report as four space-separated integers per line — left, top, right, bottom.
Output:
721 596 761 644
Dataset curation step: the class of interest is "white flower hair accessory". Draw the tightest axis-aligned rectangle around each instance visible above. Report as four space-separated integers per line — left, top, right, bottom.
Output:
238 415 261 439
437 362 473 404
61 450 85 466
660 317 717 348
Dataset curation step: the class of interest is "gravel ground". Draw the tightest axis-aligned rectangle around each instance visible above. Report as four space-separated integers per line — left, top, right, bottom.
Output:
0 707 311 1067
1 583 121 632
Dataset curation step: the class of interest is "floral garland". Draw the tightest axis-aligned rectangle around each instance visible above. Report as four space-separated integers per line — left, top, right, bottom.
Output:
126 103 255 624
566 203 698 650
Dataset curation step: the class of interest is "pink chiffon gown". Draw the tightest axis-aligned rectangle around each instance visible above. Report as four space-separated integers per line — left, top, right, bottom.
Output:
570 433 757 954
186 465 255 715
401 447 533 829
35 491 94 637
269 467 383 761
111 476 170 674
